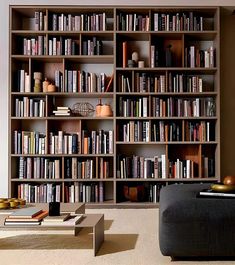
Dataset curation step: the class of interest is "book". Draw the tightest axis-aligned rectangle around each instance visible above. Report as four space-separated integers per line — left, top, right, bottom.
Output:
5 210 48 222
198 189 235 198
122 41 127 68
105 73 114 92
4 221 41 226
8 207 43 219
41 214 83 226
42 213 70 222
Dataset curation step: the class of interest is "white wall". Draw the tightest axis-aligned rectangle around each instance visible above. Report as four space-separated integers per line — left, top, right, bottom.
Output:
0 0 235 196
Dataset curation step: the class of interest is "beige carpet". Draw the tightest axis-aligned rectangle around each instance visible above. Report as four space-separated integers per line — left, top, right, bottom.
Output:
0 208 234 265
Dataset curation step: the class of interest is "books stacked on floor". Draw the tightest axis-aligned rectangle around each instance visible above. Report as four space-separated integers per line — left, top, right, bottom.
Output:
41 213 83 226
53 106 71 116
4 207 48 226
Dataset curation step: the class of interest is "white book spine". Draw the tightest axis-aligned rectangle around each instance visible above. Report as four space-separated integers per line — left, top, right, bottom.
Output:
143 97 148 117
161 154 166 178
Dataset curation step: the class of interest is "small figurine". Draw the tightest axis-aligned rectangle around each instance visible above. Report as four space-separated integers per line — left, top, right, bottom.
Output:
33 72 42 92
42 78 50 92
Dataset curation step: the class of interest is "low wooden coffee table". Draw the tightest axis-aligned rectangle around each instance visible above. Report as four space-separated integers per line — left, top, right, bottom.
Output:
0 203 104 256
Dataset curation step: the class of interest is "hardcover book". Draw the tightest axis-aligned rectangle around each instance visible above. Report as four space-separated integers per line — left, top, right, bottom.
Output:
8 207 42 219
197 189 235 198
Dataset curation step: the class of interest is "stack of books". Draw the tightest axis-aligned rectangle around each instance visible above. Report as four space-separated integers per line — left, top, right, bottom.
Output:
4 207 48 226
53 106 70 116
41 213 83 226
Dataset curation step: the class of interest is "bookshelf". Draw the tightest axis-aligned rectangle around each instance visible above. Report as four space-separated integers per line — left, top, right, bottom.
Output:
9 6 220 207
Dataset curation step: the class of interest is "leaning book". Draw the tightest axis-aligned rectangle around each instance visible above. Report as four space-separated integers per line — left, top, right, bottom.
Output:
198 189 235 198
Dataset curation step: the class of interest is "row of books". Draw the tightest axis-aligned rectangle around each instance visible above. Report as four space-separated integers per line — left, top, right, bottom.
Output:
119 121 150 142
117 155 167 179
16 71 205 94
185 121 214 142
51 13 107 31
17 70 30 93
118 73 166 93
149 184 165 203
82 38 103 56
14 131 46 155
81 130 113 154
14 130 114 155
66 158 93 179
18 183 61 203
48 37 78 56
168 159 198 179
152 121 181 142
168 73 203 93
34 11 46 31
153 12 204 32
33 11 207 32
185 46 215 68
117 155 214 179
49 131 80 155
152 97 215 117
137 73 166 93
168 157 215 178
64 70 107 93
118 97 148 117
118 96 215 118
116 13 150 31
65 157 111 179
118 73 205 93
17 156 111 180
113 120 213 142
64 182 104 203
15 97 45 117
18 157 60 179
23 36 46 56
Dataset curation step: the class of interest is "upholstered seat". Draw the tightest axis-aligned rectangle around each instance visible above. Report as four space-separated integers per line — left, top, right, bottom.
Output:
159 183 235 257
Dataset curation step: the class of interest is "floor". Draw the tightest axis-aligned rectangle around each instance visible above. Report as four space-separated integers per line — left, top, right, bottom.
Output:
0 208 234 265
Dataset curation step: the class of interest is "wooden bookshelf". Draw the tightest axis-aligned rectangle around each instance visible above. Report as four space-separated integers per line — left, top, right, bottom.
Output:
9 6 220 207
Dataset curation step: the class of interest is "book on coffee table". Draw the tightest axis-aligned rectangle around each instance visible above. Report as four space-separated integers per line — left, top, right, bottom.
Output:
41 214 83 226
8 207 43 218
42 213 70 222
198 189 235 198
5 210 48 222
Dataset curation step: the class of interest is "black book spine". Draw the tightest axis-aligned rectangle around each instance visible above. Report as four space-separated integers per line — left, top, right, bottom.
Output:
65 158 71 178
72 134 78 154
97 40 103 55
82 40 88 55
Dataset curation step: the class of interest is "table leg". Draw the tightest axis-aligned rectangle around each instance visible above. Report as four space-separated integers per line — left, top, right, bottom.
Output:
93 215 104 256
74 227 82 236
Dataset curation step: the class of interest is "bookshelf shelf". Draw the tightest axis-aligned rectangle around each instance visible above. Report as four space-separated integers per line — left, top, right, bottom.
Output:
9 5 220 207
